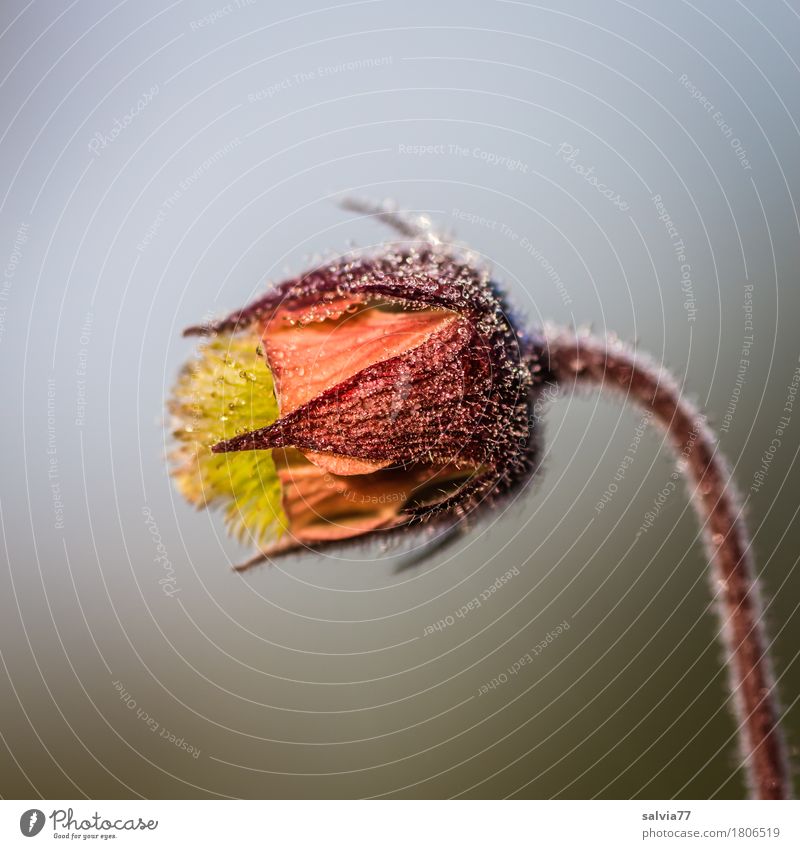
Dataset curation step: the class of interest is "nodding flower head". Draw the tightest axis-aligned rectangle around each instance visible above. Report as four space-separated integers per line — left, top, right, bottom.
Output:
169 215 549 562
170 206 792 799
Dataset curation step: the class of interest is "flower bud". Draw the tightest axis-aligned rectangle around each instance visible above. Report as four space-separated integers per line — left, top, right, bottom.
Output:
171 244 547 560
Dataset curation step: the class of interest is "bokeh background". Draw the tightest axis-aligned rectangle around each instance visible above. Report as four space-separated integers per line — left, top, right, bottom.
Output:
1 0 799 799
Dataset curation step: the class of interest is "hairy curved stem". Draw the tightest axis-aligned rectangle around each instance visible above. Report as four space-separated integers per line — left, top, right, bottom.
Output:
540 327 791 799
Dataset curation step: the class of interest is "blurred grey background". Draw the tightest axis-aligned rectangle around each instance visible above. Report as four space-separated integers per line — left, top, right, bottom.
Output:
1 0 799 799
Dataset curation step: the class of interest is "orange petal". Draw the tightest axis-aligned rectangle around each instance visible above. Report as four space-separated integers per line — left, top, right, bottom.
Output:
271 448 476 548
264 300 458 475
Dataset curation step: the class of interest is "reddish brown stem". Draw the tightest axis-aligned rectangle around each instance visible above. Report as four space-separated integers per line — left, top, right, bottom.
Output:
540 328 791 799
